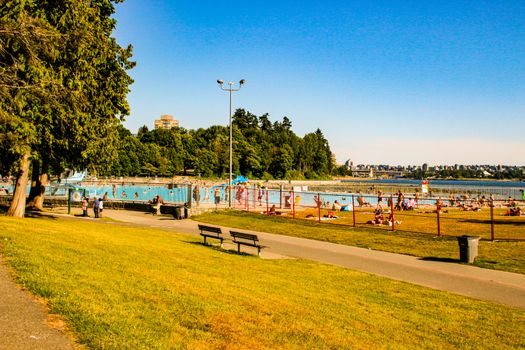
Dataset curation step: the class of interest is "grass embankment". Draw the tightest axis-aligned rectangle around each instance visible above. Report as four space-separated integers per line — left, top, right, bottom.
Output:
1 216 524 349
194 211 525 274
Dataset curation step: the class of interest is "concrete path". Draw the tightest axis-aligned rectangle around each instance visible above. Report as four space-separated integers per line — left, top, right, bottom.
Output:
102 209 525 310
0 256 73 350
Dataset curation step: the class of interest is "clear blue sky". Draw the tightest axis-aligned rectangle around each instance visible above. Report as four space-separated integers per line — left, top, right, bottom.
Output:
113 0 525 166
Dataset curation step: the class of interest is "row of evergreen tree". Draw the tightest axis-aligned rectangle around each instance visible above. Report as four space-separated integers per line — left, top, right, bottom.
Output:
105 109 348 180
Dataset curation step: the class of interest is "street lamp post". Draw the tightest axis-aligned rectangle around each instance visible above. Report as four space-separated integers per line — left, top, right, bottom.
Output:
217 79 245 208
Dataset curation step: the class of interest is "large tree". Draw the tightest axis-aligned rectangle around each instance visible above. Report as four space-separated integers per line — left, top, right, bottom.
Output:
1 0 134 216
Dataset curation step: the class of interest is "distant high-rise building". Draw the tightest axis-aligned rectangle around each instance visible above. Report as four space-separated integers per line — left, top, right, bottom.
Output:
344 159 354 170
154 115 179 130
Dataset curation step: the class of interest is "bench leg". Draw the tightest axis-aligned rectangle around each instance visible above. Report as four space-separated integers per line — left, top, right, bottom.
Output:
237 243 241 254
257 247 261 256
203 236 207 245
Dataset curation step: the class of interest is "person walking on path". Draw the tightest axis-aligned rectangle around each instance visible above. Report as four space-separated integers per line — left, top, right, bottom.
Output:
93 197 100 218
81 197 89 217
214 187 221 208
98 197 104 218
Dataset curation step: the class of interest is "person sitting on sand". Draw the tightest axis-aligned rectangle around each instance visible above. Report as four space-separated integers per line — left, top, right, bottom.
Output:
367 208 384 225
405 198 415 210
356 192 371 207
332 200 342 211
268 204 281 215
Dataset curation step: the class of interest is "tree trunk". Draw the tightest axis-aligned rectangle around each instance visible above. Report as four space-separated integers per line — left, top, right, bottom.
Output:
27 159 48 211
7 152 31 218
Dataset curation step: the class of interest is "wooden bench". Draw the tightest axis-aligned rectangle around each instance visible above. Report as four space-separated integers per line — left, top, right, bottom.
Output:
229 231 265 256
198 224 224 247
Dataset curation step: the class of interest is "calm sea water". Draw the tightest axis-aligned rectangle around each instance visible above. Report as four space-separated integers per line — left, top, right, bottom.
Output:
342 179 525 188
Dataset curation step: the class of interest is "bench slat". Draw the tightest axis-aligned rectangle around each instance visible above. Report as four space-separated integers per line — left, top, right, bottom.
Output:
198 224 222 234
230 231 259 242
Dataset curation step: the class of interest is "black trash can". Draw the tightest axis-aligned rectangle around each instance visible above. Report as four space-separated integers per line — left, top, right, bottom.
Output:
457 235 480 263
284 195 291 209
174 207 182 220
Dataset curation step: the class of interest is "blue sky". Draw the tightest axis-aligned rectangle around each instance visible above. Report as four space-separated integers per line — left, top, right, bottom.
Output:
113 0 525 166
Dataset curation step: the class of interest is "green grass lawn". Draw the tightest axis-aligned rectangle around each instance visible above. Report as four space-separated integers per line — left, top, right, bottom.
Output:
283 206 524 240
193 211 525 275
1 216 524 349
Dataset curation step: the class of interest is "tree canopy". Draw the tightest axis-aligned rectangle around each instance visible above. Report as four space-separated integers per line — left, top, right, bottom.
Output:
103 109 336 180
1 0 134 216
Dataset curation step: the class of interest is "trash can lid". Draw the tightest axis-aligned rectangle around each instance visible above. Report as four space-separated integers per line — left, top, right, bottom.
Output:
458 235 481 240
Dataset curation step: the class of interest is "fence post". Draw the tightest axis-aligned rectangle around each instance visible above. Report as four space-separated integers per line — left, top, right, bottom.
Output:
245 185 249 212
390 195 395 232
67 188 71 215
318 192 321 223
490 201 495 241
352 195 356 227
266 189 269 215
292 190 295 219
436 203 441 237
279 184 283 209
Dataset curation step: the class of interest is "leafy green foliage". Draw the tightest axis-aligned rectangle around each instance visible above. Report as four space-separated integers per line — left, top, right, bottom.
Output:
104 109 336 179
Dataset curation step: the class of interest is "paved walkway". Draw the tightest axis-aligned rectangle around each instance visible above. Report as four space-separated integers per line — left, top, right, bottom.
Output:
0 256 73 350
101 209 525 310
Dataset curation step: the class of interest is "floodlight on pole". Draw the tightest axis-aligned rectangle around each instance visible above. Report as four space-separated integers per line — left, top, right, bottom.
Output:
217 79 245 208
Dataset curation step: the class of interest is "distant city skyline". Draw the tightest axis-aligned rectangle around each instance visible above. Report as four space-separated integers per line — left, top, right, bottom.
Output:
113 1 525 166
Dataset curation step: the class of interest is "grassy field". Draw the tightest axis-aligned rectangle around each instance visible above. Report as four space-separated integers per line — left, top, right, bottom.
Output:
194 211 525 275
277 206 524 240
1 216 525 349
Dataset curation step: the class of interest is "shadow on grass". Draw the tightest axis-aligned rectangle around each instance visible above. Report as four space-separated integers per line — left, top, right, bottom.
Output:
25 211 59 220
459 218 525 226
419 257 461 263
185 241 258 257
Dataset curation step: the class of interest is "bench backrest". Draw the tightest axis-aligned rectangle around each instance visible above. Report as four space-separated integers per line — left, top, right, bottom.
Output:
230 231 259 243
198 224 222 234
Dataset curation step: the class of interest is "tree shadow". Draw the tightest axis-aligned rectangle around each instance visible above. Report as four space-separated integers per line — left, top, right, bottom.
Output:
24 212 59 220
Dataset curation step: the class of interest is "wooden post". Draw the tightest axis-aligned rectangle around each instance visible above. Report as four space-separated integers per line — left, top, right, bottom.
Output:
490 201 495 241
352 194 356 227
318 192 321 223
266 189 269 215
436 203 441 237
390 195 395 232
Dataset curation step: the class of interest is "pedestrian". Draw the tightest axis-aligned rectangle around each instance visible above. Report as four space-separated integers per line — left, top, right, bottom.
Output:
193 185 200 207
81 197 89 217
99 197 104 218
377 190 383 209
93 197 100 218
214 187 221 207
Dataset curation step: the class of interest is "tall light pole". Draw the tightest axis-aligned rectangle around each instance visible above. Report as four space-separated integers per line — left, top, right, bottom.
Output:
217 79 245 208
